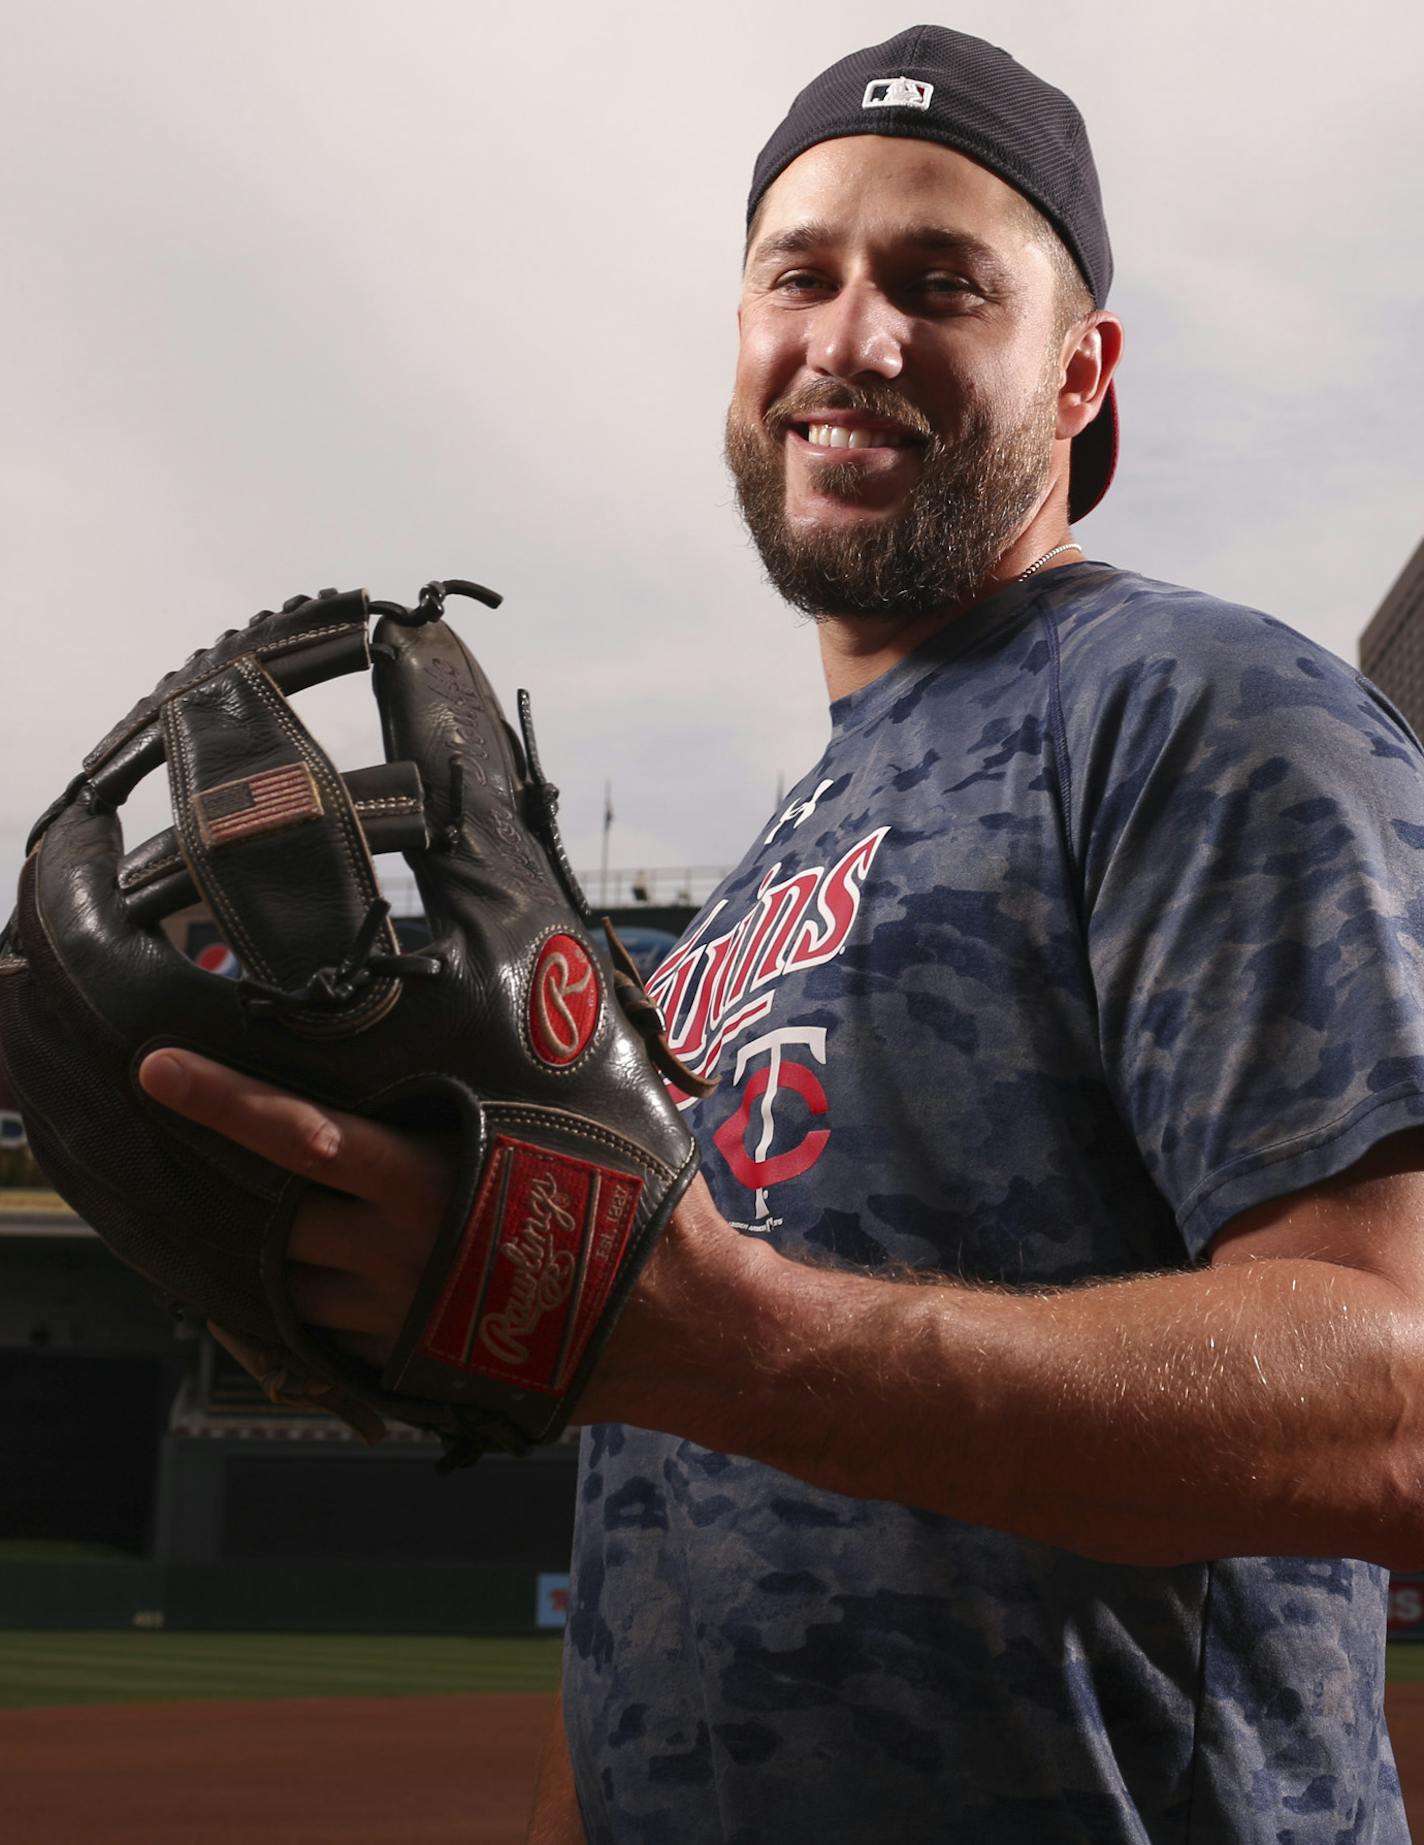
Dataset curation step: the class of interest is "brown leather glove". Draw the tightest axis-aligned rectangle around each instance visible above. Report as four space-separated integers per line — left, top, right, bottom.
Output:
0 580 707 1466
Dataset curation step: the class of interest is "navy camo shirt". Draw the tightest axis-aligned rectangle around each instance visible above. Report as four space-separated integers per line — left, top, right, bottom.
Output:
565 563 1424 1843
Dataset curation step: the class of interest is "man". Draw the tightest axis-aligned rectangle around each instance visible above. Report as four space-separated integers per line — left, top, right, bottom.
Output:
140 26 1424 1842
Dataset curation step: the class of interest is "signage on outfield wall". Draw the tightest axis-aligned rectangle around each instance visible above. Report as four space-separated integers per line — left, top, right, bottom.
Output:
537 1571 570 1630
529 1566 1424 1637
1389 1573 1424 1636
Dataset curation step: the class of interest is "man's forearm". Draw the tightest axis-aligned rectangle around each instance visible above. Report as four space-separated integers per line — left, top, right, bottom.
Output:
585 1193 1424 1567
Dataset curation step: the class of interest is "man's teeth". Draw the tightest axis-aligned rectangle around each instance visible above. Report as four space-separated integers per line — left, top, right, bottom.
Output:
804 423 909 449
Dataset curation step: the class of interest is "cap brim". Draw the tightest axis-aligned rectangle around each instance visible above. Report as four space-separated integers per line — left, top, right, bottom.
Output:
1067 380 1118 524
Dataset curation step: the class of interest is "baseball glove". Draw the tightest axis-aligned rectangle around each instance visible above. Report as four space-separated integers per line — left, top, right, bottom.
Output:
0 579 709 1464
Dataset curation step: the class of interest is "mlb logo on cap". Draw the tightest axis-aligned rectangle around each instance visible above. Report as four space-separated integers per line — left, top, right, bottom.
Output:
862 76 933 110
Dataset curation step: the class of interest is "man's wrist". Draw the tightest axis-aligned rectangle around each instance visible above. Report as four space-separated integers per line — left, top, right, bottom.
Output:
575 1175 785 1436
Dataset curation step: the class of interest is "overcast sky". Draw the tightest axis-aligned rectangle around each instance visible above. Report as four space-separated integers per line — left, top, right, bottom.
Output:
3 0 1422 904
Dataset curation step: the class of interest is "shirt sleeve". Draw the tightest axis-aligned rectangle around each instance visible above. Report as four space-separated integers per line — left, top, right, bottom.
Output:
1057 581 1424 1257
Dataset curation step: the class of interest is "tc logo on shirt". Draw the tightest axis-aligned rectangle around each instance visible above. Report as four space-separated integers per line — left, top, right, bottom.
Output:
713 1026 830 1223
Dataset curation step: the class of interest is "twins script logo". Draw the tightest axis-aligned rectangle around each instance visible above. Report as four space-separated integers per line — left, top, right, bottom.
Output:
478 1171 577 1366
646 825 889 1095
530 934 600 1065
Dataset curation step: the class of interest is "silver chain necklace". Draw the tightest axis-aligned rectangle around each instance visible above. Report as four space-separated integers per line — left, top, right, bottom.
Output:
1016 541 1082 582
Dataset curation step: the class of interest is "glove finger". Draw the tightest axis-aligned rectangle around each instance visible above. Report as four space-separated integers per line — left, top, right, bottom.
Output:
137 1047 448 1221
207 1320 388 1446
207 1320 275 1380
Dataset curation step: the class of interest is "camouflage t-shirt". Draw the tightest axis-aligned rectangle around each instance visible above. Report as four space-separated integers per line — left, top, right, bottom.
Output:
565 562 1424 1843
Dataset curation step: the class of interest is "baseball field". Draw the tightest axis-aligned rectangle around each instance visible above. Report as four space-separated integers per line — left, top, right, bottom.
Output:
0 1631 562 1844
1 1632 1422 1841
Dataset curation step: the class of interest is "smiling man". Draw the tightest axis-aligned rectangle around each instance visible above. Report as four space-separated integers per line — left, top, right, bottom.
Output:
725 145 1104 643
135 26 1424 1845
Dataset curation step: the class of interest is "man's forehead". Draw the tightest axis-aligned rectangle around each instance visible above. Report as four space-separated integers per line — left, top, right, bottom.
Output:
748 136 1031 259
748 219 1019 282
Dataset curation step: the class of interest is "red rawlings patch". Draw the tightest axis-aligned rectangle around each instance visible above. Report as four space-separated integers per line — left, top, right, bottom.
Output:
418 1136 644 1394
529 933 600 1065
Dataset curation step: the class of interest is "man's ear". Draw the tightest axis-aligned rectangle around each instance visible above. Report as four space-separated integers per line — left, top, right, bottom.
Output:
1057 312 1123 442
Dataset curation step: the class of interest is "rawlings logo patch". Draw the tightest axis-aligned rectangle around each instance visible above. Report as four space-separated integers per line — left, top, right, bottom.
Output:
529 934 600 1065
479 1169 578 1367
418 1136 644 1393
192 763 323 847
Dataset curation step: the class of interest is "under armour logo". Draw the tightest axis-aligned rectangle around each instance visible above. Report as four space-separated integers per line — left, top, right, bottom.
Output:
764 778 835 846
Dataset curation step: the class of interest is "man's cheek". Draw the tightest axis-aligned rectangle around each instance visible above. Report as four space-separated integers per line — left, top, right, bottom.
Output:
735 313 801 399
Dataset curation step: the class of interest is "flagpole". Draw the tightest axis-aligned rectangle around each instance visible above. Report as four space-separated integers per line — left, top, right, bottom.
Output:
600 779 613 906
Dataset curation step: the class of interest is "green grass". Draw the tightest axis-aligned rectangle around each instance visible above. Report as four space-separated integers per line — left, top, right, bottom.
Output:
1388 1642 1424 1682
0 1631 564 1708
5 1628 1416 1710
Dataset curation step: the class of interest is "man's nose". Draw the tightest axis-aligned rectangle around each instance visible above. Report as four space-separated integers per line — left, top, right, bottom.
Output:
807 284 908 382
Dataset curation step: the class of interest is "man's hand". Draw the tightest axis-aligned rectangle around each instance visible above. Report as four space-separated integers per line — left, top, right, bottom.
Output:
135 1046 761 1422
139 1048 457 1371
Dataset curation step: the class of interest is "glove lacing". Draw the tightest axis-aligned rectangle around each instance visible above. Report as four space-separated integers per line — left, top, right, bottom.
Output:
236 897 440 1018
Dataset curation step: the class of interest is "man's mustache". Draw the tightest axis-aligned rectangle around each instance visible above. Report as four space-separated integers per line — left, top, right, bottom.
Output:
763 384 936 445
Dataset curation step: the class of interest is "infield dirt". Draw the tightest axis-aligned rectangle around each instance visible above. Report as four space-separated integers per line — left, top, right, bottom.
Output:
0 1690 550 1843
3 1686 1424 1841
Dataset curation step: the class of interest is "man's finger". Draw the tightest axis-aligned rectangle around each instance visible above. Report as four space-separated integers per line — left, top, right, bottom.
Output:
288 1191 429 1294
137 1048 442 1214
286 1259 396 1336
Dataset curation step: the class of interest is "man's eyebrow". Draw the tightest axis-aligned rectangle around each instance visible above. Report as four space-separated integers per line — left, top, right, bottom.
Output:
747 221 839 265
747 221 1012 279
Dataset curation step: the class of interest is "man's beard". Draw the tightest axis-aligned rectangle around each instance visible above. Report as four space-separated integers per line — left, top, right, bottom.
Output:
724 375 1058 624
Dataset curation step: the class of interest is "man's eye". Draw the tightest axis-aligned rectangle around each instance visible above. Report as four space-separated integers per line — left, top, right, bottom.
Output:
775 271 831 295
918 275 974 297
